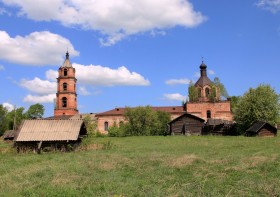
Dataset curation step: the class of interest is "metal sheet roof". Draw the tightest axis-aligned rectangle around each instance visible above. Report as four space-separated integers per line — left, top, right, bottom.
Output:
15 119 85 142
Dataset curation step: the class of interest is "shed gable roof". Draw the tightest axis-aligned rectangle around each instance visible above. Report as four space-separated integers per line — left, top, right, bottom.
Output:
169 113 205 124
15 119 85 142
246 121 277 133
96 106 185 116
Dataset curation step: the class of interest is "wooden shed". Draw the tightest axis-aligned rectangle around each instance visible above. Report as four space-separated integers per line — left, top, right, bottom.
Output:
245 121 277 137
15 119 87 153
169 113 205 136
203 119 236 136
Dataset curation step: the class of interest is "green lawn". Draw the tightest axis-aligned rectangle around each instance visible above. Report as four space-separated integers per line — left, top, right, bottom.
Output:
1 136 280 196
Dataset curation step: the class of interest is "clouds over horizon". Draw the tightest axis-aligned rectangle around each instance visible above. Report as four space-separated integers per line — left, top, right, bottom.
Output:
256 0 280 13
0 30 79 66
2 0 206 46
21 63 150 103
163 93 186 101
165 78 190 85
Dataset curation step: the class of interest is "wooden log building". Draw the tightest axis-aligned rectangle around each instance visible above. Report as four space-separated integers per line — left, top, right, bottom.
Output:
245 121 277 137
169 113 205 136
15 119 87 153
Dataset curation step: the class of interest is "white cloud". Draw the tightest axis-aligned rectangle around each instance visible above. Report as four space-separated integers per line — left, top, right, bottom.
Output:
165 78 190 85
163 93 185 101
256 0 280 13
23 94 56 103
73 63 150 86
0 65 4 71
208 70 215 75
2 0 206 46
0 30 79 66
2 102 14 112
20 77 56 95
79 86 90 96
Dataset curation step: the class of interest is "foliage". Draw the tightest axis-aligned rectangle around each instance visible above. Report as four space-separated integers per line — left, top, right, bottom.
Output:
1 136 280 196
0 105 8 135
234 84 280 133
123 106 171 136
230 96 242 113
5 107 25 130
83 115 98 135
25 103 45 119
214 77 229 99
108 122 126 137
188 80 199 102
208 85 217 102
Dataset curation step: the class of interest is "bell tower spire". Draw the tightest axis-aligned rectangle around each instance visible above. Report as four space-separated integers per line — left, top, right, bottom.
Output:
54 51 79 117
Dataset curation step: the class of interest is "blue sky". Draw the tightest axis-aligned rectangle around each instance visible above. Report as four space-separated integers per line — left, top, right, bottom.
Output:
0 0 279 117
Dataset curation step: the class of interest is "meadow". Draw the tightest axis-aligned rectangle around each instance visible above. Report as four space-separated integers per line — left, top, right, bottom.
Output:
0 136 280 196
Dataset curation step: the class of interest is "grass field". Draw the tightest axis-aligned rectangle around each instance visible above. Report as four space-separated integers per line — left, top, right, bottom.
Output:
1 136 280 196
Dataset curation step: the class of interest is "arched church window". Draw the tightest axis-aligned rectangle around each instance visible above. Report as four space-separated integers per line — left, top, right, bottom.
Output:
205 88 210 97
63 83 67 91
64 69 68 76
62 97 67 108
104 122 109 131
207 110 211 119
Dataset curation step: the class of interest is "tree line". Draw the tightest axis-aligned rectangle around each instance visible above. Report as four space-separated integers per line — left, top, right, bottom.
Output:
0 103 44 136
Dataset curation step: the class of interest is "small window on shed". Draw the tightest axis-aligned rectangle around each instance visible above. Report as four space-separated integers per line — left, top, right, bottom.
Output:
64 69 68 76
104 122 109 131
207 110 211 118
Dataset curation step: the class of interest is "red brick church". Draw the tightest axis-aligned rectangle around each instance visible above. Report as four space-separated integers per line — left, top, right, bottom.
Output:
54 52 233 133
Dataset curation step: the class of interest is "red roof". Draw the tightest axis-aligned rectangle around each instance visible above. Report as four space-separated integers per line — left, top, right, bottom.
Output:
96 106 185 116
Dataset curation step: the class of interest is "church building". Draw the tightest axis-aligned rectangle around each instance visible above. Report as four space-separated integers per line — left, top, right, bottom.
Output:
54 52 79 117
186 62 233 121
53 53 232 133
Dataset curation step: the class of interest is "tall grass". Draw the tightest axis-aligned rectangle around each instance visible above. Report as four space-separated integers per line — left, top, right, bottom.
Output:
0 136 280 196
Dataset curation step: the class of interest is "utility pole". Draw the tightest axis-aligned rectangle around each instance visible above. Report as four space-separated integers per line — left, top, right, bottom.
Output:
13 105 16 130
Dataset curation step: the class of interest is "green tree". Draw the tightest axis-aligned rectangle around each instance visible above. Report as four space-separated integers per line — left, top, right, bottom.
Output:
124 106 171 136
209 85 217 102
6 107 25 130
234 84 280 134
188 81 199 102
214 77 229 99
25 103 45 119
230 96 241 113
83 115 98 135
0 105 8 135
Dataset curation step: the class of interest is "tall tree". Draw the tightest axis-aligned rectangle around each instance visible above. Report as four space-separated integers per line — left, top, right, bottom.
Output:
234 84 280 133
6 107 25 130
25 103 45 119
214 77 229 99
188 80 199 102
0 105 8 135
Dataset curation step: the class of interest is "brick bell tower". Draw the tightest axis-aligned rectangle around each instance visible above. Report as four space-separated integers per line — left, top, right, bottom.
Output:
54 51 79 117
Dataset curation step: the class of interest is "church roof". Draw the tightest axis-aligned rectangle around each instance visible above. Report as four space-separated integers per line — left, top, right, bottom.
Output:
195 61 213 87
60 51 72 68
96 106 185 116
195 75 213 87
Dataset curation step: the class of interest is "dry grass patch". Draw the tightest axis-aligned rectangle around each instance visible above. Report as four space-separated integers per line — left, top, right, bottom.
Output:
242 155 277 167
51 173 81 186
167 154 198 168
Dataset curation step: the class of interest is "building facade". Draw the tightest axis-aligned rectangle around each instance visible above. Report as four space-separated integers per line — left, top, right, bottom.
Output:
54 52 79 117
186 62 233 121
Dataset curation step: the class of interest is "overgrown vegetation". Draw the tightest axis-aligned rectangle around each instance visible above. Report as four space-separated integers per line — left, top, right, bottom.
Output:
1 136 280 196
0 103 45 135
108 106 171 137
234 84 280 134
